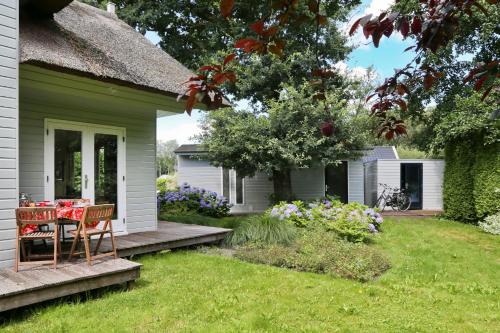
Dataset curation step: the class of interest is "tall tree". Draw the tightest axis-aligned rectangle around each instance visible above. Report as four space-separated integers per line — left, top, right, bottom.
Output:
82 0 360 111
198 84 367 201
156 139 179 176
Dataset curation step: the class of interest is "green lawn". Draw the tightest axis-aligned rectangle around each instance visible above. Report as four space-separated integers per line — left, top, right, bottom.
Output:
1 218 499 332
159 212 250 229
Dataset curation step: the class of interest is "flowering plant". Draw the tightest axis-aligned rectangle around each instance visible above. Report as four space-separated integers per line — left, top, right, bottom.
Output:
267 199 383 242
268 201 308 227
158 183 232 217
478 212 500 235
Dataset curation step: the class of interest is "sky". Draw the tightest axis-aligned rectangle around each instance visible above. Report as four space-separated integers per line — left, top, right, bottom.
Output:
153 0 415 145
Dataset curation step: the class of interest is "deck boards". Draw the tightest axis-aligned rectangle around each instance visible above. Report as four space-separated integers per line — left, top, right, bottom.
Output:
0 258 141 312
0 221 231 312
100 221 232 257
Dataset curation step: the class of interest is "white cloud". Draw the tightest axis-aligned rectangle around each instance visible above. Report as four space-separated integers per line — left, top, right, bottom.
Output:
333 61 379 81
157 121 201 144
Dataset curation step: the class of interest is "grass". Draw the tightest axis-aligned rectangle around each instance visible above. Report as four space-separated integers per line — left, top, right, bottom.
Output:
159 212 250 229
1 217 499 332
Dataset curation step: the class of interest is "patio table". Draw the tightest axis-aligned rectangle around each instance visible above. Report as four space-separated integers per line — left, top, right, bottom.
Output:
21 201 97 237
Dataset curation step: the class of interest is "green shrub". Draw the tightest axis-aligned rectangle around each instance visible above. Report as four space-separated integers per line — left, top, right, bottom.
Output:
227 215 297 246
478 212 500 235
473 142 500 219
443 138 500 223
156 175 178 195
268 199 383 242
235 228 390 282
443 140 477 222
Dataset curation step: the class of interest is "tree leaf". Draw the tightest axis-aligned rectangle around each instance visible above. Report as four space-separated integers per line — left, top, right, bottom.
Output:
220 0 234 18
185 88 199 115
423 74 435 91
411 17 422 34
250 20 265 35
400 17 409 38
349 17 362 36
223 53 236 66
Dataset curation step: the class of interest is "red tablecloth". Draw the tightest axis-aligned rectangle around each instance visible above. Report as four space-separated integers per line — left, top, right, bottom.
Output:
21 202 97 235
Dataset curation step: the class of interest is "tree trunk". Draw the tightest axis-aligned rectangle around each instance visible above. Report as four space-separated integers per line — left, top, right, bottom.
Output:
272 169 293 203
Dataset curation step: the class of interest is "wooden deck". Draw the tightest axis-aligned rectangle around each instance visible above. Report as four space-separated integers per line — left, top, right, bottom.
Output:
0 258 141 312
0 221 231 312
101 221 232 257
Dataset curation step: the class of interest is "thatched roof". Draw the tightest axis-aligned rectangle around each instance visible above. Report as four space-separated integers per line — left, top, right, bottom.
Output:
20 1 194 98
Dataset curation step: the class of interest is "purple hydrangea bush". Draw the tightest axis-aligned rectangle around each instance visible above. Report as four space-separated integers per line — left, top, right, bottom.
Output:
267 199 383 242
158 183 232 217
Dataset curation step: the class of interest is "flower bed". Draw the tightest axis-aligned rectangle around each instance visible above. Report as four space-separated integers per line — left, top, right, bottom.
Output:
268 199 383 242
158 183 232 217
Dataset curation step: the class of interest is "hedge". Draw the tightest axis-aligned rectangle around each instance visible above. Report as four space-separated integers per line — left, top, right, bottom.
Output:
443 137 500 223
443 139 477 222
473 142 500 219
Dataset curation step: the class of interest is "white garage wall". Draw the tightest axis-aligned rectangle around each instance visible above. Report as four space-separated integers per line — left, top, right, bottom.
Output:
376 159 445 210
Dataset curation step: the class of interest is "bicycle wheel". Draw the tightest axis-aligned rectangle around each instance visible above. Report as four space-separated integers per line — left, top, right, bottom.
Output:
396 193 411 211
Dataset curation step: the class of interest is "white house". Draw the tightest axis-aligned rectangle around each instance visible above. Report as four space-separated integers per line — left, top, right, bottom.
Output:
175 145 445 213
0 0 194 268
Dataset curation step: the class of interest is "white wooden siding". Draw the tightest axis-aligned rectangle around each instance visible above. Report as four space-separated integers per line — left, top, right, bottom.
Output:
18 65 169 234
348 161 364 204
232 171 273 214
176 156 222 194
376 159 445 210
0 0 17 268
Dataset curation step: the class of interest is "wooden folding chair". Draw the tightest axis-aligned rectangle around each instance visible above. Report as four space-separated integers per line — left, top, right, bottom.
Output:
55 198 91 243
68 204 118 266
15 207 60 272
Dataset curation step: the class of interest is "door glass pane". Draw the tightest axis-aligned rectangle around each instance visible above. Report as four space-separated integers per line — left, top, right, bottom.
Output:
54 129 82 200
325 162 348 203
222 168 230 200
94 134 118 219
401 164 422 209
235 173 243 204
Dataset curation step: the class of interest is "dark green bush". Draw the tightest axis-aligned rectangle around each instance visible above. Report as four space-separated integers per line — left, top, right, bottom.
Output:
443 138 500 223
443 140 477 222
235 228 390 282
473 142 500 219
227 215 297 246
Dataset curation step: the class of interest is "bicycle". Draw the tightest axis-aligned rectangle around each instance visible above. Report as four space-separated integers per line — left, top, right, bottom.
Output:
375 183 412 211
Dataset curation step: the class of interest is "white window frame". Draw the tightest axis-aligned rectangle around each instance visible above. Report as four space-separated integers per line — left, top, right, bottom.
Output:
43 118 127 233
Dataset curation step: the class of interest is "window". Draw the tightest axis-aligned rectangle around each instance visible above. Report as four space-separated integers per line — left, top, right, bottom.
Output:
222 168 230 200
235 173 244 204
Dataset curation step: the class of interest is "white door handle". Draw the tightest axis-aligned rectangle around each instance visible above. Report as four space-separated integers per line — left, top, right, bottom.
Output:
84 174 88 189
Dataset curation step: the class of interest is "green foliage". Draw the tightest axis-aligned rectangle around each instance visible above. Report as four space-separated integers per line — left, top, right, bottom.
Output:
159 212 249 229
2 218 500 332
235 228 390 282
443 139 477 222
432 93 499 151
478 212 500 235
440 92 500 223
473 142 500 219
396 146 428 159
158 184 231 218
227 215 297 246
156 140 178 177
268 199 383 242
83 0 359 106
199 85 366 179
156 174 177 195
444 138 500 223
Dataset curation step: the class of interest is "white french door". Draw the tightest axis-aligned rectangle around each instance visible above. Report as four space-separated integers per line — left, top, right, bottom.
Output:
44 119 126 233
